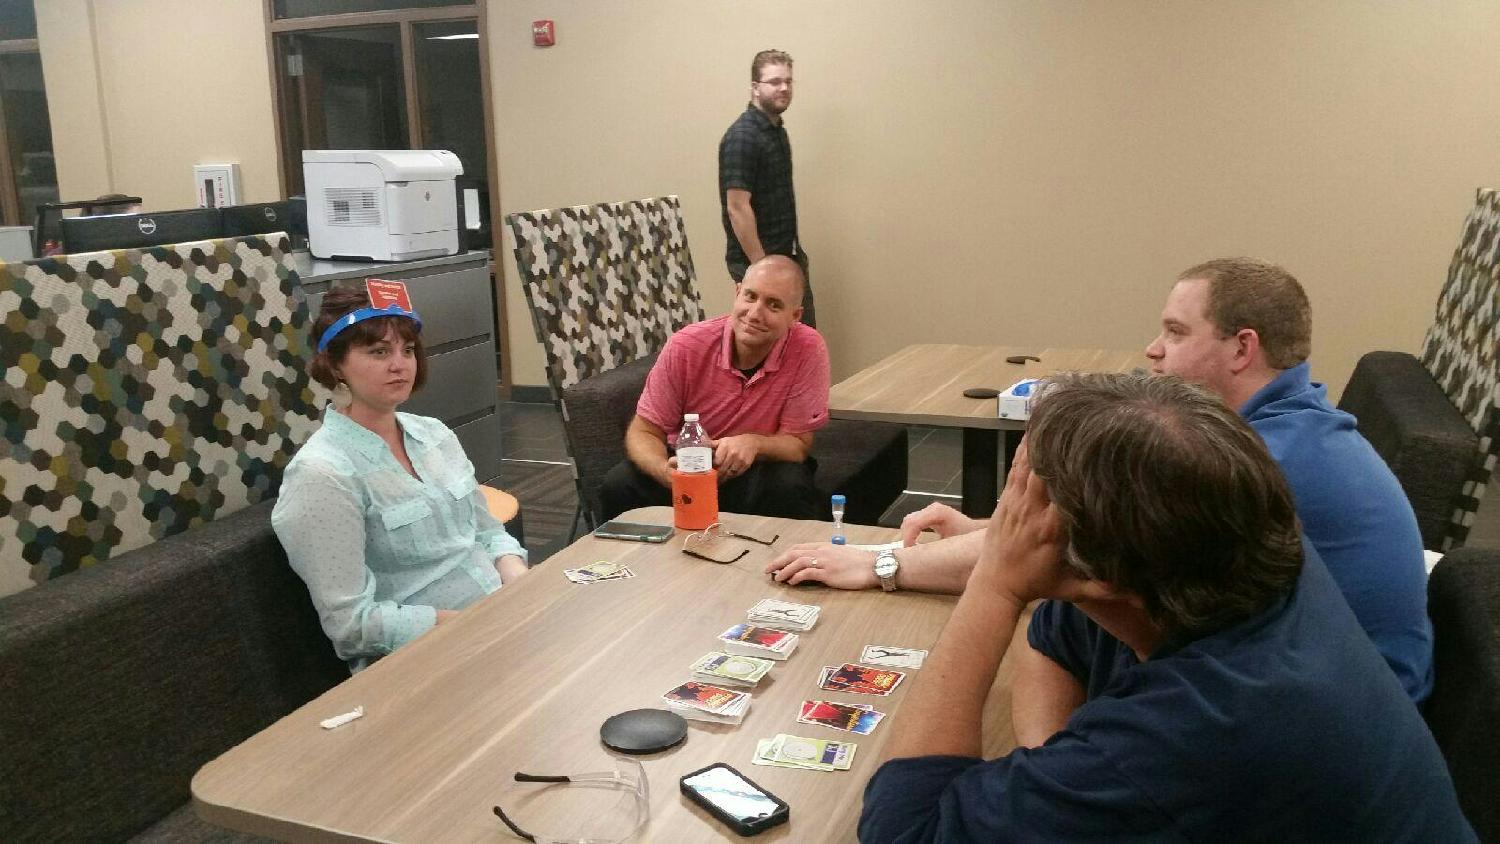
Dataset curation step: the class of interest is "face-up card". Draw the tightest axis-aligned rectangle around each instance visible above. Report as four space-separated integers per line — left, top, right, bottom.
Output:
365 278 414 312
719 624 793 649
770 734 856 770
564 565 634 584
820 663 904 695
692 652 774 684
860 645 928 669
663 681 746 713
748 598 818 623
797 700 884 735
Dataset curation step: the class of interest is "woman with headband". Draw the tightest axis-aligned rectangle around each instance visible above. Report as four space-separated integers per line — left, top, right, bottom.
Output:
272 286 527 672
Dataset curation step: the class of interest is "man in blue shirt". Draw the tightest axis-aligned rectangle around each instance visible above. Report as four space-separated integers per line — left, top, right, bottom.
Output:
767 258 1434 705
858 372 1472 842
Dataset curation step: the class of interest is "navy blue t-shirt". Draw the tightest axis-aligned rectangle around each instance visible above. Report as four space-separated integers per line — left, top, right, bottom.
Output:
858 547 1474 842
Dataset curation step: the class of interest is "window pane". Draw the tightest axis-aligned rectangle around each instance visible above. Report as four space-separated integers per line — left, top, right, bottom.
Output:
1 53 56 226
414 20 487 249
0 2 37 40
276 26 409 194
275 0 471 19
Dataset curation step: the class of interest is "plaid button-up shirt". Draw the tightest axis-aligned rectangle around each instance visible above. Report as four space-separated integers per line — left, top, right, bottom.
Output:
719 105 799 277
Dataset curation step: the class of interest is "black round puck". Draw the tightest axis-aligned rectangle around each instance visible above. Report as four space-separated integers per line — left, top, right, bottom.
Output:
600 708 688 755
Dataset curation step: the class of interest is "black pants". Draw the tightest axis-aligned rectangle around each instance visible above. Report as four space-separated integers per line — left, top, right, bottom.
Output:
729 250 815 328
597 458 821 523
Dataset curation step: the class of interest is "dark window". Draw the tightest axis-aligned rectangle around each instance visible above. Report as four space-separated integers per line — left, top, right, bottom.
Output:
274 0 471 19
0 1 36 41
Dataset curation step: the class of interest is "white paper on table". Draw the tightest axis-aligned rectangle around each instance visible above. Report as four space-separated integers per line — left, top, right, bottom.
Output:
851 541 902 552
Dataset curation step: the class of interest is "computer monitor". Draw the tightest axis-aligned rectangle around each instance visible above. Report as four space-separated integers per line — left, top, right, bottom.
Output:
220 200 302 237
60 208 224 254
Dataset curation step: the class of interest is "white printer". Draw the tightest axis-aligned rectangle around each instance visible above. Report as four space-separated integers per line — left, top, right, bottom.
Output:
303 149 462 261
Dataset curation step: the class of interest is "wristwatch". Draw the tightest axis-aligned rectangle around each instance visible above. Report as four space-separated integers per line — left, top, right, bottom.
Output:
873 549 900 592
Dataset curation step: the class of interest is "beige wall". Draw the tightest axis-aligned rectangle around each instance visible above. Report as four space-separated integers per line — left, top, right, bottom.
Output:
490 0 1500 397
35 2 1500 398
38 0 279 210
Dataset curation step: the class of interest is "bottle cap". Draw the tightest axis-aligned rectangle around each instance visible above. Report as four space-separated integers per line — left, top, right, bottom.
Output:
684 413 699 422
831 535 847 545
831 494 846 505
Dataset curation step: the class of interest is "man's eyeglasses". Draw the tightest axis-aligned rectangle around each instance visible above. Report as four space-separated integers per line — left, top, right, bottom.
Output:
493 758 648 844
682 521 780 564
755 77 793 88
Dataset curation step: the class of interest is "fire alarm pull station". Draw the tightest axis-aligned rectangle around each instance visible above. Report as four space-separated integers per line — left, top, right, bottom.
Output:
532 20 555 47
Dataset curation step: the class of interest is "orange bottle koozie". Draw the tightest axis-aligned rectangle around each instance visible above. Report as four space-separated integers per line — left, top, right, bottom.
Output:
671 469 719 530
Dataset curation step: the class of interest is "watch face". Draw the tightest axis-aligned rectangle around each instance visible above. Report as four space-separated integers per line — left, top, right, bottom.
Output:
874 556 898 578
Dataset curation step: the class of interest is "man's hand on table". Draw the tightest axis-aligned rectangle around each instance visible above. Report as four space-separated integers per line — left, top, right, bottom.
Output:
766 542 878 589
899 502 988 547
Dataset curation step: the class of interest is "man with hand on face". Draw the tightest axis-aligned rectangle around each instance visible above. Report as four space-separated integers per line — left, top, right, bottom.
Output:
858 372 1473 842
720 49 814 326
596 255 829 522
768 257 1434 706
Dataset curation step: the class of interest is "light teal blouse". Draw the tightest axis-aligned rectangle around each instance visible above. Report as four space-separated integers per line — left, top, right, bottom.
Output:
272 409 525 672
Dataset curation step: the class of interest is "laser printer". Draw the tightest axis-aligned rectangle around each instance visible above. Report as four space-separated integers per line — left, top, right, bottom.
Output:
303 149 462 261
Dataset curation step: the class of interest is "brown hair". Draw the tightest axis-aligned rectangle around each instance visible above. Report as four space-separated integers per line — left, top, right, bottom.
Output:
1026 371 1304 639
308 285 428 392
751 49 793 82
1176 257 1311 369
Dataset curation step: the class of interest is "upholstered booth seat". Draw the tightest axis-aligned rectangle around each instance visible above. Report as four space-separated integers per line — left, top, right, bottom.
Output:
1338 351 1479 550
1424 547 1500 840
0 501 346 841
561 353 908 527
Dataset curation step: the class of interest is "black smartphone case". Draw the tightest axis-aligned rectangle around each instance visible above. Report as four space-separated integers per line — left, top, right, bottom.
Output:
680 762 790 837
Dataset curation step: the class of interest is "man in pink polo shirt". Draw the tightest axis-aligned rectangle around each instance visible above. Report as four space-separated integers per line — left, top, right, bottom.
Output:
598 255 830 521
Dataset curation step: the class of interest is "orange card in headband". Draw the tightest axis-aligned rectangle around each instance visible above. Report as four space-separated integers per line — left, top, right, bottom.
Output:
365 278 414 312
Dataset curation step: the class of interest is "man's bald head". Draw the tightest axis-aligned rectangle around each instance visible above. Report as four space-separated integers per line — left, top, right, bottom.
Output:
742 255 805 304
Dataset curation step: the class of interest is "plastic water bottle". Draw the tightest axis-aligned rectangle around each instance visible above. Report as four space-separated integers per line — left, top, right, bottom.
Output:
677 414 712 473
831 494 846 543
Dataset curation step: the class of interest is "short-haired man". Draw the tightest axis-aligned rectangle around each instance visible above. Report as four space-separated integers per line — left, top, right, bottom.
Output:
767 258 1434 704
858 373 1473 841
719 49 815 326
597 256 828 522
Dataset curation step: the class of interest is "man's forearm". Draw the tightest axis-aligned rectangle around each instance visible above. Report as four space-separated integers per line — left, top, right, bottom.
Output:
625 427 671 486
752 432 811 463
1011 638 1086 747
894 530 986 595
883 584 1025 760
726 196 765 263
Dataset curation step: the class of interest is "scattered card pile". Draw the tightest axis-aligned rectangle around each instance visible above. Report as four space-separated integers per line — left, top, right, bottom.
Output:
691 652 774 688
662 681 751 724
818 663 905 696
719 623 799 660
753 734 857 771
798 700 884 735
860 645 927 669
747 598 821 631
564 560 635 584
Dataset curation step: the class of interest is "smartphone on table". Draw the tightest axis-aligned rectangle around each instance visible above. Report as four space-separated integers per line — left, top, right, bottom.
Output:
592 520 676 543
680 762 789 836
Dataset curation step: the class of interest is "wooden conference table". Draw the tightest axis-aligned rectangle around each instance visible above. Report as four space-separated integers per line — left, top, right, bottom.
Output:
829 345 1144 517
192 508 1025 842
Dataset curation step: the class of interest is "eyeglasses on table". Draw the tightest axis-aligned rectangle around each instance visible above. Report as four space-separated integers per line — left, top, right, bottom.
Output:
493 757 648 844
681 521 780 564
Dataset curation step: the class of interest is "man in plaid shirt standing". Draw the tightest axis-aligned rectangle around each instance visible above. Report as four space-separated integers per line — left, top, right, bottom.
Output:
719 49 815 327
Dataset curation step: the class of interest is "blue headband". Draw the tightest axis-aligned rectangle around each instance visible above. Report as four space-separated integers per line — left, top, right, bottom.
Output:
317 305 423 353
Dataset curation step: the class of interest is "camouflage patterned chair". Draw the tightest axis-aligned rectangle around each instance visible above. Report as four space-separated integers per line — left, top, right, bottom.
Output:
505 196 907 532
1340 188 1500 550
0 233 320 595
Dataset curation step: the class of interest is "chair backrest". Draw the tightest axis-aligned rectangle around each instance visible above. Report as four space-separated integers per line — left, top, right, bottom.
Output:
558 354 658 524
503 196 705 394
1424 547 1500 840
0 233 319 596
1419 188 1500 548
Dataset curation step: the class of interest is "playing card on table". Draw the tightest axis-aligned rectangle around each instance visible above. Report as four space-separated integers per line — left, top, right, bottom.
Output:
797 700 884 735
691 652 774 687
753 734 857 771
719 623 799 659
564 561 634 584
747 598 821 631
819 663 904 695
860 645 928 669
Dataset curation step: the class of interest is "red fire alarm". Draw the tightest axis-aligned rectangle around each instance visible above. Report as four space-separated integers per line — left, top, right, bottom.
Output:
532 20 555 47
